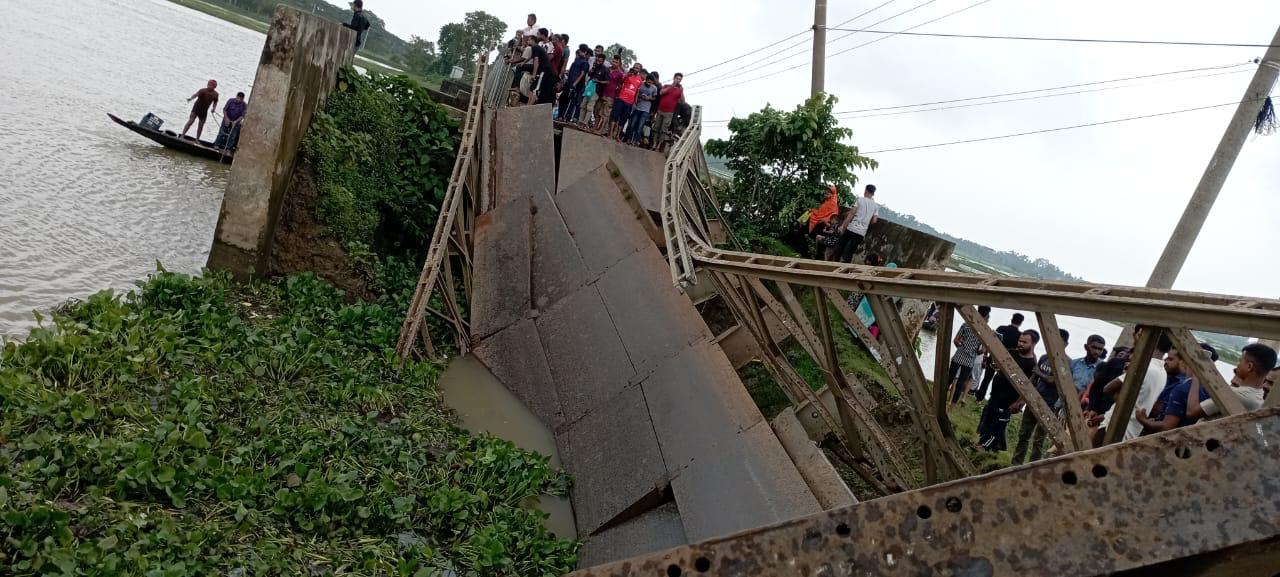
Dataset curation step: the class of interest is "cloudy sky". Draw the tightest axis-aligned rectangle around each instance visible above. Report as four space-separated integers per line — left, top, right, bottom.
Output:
358 0 1279 300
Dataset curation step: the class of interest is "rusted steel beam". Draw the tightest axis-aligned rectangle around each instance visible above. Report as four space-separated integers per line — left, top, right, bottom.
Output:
689 247 1280 340
932 303 956 438
1167 327 1245 416
823 289 903 392
868 296 975 480
1037 313 1092 451
1103 328 1162 446
776 282 828 366
566 408 1280 577
958 305 1073 452
812 288 914 491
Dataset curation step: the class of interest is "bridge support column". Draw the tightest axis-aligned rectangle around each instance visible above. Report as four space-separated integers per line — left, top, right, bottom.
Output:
207 6 354 279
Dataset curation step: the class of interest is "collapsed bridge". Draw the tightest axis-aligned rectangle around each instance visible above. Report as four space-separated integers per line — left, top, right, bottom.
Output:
395 55 1280 576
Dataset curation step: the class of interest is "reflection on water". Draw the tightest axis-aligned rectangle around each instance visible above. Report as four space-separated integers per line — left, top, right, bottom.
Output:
440 355 578 539
0 0 265 338
916 305 1236 381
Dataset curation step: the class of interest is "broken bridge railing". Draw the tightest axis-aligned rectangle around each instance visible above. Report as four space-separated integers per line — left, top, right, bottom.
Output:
395 55 492 360
630 102 1280 574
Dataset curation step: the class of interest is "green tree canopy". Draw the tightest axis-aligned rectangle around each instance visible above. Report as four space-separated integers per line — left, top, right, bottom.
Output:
436 11 507 74
404 35 437 75
705 94 877 241
605 44 638 66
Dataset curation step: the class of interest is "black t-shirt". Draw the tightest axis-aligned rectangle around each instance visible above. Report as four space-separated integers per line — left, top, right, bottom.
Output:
1086 356 1129 414
990 352 1037 408
995 324 1021 350
530 45 552 77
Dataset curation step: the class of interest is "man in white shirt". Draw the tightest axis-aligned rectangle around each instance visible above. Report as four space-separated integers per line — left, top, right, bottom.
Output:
1096 329 1172 442
1186 342 1275 419
835 184 879 263
518 13 540 39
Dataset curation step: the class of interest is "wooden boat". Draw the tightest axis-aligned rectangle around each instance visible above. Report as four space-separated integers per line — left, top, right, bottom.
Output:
107 113 235 164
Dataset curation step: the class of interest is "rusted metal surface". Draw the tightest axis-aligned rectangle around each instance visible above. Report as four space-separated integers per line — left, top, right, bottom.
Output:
567 408 1280 577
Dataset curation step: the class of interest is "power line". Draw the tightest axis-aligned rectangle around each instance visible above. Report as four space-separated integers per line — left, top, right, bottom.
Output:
837 67 1253 118
691 0 909 88
683 28 811 78
862 99 1259 154
833 61 1256 114
701 60 1256 124
692 0 995 95
825 28 1280 48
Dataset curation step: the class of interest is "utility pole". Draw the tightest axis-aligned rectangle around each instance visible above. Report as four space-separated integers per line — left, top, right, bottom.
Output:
811 0 828 97
1118 25 1280 347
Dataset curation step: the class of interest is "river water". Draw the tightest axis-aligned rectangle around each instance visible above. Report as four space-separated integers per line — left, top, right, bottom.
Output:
0 0 263 338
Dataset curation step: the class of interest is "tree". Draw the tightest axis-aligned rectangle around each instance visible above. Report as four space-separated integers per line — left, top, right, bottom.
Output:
705 94 878 241
435 11 507 74
404 35 437 75
605 44 637 66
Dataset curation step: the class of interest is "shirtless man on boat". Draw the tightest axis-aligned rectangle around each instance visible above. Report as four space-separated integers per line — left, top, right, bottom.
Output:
181 80 219 141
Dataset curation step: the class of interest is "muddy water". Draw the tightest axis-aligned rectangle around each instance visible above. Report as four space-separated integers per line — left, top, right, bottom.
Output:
0 0 264 338
439 355 578 539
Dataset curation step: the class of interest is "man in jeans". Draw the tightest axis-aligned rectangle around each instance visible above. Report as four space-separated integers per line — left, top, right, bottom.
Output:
559 44 592 123
976 313 1024 401
835 184 879 263
610 64 644 141
651 72 684 151
625 72 659 145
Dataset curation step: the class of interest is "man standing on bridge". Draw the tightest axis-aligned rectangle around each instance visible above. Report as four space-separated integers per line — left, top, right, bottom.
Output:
344 0 372 50
978 329 1040 452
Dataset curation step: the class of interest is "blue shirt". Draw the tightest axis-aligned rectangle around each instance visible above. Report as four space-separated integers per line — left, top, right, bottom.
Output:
566 56 591 85
1151 374 1207 427
1069 357 1102 392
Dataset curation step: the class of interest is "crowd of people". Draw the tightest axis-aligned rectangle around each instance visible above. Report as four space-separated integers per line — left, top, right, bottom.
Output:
938 310 1278 461
502 14 693 152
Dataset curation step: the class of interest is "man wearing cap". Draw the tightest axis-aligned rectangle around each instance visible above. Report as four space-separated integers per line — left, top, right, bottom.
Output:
344 1 372 49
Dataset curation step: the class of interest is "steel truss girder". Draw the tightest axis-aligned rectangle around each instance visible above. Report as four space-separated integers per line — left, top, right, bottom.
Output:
691 246 1280 341
566 408 1280 577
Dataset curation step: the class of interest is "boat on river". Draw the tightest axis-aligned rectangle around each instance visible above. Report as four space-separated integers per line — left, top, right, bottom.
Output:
107 113 235 164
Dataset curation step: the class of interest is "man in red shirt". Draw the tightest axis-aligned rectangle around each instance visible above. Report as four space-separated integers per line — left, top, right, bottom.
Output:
651 72 684 151
595 55 625 133
608 63 644 141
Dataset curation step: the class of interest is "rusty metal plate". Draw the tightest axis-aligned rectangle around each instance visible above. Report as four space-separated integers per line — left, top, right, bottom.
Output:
567 409 1280 577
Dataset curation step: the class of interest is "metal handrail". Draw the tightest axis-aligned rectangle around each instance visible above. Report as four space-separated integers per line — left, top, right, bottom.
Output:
395 54 489 360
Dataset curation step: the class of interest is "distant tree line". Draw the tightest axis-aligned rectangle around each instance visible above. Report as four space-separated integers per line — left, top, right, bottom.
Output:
202 1 510 78
876 206 1083 282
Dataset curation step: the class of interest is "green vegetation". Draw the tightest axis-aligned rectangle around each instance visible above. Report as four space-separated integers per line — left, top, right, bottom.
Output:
168 0 268 33
0 270 578 575
706 94 877 243
302 67 457 287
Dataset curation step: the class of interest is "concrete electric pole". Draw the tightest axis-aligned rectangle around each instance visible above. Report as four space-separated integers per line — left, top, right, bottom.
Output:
1144 25 1280 290
1117 25 1280 347
812 0 828 97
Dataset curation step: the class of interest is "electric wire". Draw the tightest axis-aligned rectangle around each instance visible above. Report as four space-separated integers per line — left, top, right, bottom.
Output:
690 0 908 86
862 97 1268 154
824 27 1280 48
692 0 996 95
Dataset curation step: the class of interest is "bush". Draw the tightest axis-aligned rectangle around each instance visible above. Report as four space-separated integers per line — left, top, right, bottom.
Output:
302 68 458 266
0 271 578 576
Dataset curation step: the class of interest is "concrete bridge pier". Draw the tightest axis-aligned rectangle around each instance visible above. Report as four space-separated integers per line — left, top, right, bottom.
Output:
206 6 354 278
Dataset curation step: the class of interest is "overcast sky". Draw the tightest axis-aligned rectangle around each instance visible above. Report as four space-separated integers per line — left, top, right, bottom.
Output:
355 0 1279 300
